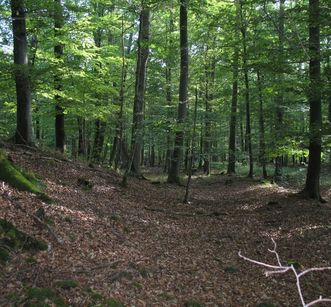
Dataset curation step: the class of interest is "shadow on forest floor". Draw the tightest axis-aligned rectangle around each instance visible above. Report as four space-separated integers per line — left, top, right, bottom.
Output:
0 145 330 306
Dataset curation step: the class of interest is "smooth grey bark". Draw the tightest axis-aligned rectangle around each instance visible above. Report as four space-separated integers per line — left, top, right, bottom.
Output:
91 3 107 162
227 49 239 174
274 0 285 181
110 28 133 170
257 70 267 178
77 117 86 157
164 12 174 173
184 87 198 203
240 3 253 178
203 46 216 176
167 0 189 184
302 0 324 202
54 0 65 152
11 0 33 145
130 5 150 176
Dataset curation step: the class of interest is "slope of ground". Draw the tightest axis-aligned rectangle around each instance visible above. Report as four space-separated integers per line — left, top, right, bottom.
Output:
0 145 330 306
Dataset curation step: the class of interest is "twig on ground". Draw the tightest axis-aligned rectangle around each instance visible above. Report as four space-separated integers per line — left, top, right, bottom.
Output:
239 238 331 307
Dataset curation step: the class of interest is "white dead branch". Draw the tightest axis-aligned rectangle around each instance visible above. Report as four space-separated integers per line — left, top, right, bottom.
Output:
239 238 331 307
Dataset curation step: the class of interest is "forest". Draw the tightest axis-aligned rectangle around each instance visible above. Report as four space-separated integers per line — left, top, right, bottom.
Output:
0 0 331 306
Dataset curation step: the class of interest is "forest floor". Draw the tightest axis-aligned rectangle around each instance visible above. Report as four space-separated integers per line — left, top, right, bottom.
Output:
0 145 331 306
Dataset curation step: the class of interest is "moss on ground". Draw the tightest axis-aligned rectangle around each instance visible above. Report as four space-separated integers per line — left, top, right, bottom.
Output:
26 287 65 306
0 151 41 194
0 219 48 265
0 151 52 203
55 279 79 290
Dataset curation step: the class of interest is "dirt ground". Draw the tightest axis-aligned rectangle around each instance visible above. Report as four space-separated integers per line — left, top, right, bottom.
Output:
1 146 331 306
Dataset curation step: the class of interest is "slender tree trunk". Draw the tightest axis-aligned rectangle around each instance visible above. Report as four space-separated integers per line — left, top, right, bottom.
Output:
110 29 133 169
302 0 324 202
92 119 106 162
227 49 239 174
203 47 211 175
239 108 245 154
164 13 174 173
11 0 33 145
274 0 285 181
184 87 198 203
130 5 150 176
257 69 267 178
326 53 331 165
164 64 173 172
168 0 189 184
54 0 65 152
77 117 86 157
240 20 253 178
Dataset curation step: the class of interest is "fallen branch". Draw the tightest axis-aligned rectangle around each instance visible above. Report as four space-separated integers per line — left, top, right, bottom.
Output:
144 206 224 218
239 238 331 307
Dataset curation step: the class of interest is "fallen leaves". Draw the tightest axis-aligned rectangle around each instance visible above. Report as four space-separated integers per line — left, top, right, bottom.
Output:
0 146 330 306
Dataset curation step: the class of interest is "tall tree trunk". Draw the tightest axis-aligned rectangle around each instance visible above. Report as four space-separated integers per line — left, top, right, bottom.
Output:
227 49 239 174
130 4 150 176
257 69 267 178
184 86 198 203
92 119 106 162
274 0 285 181
54 0 65 152
203 49 215 176
110 29 133 169
164 12 174 173
302 0 324 202
77 117 86 157
11 0 33 145
240 2 253 178
91 4 106 162
167 0 189 184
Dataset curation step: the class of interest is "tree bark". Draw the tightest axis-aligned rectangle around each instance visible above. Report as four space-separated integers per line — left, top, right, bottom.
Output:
11 0 33 145
130 4 150 176
167 0 189 184
164 12 174 173
240 4 253 178
302 0 324 202
54 0 65 152
227 49 239 175
274 0 285 181
77 117 86 157
257 70 267 178
109 29 133 169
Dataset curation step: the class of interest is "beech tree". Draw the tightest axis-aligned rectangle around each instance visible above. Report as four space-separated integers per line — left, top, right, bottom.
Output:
302 0 324 202
0 0 329 195
167 0 188 184
11 0 33 145
54 0 65 152
131 2 150 176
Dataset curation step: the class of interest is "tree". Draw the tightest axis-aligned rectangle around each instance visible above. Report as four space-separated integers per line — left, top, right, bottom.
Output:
11 0 33 145
130 2 150 175
54 0 65 152
227 49 239 175
302 0 324 202
167 0 188 184
274 0 285 181
239 1 253 178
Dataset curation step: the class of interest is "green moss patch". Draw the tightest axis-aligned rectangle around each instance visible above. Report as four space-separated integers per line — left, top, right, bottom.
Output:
55 279 79 290
26 287 65 306
0 151 41 194
105 298 125 307
77 177 93 191
184 301 204 307
0 219 48 264
0 151 52 202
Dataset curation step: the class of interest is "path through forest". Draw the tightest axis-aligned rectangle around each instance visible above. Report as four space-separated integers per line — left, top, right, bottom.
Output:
0 146 330 306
